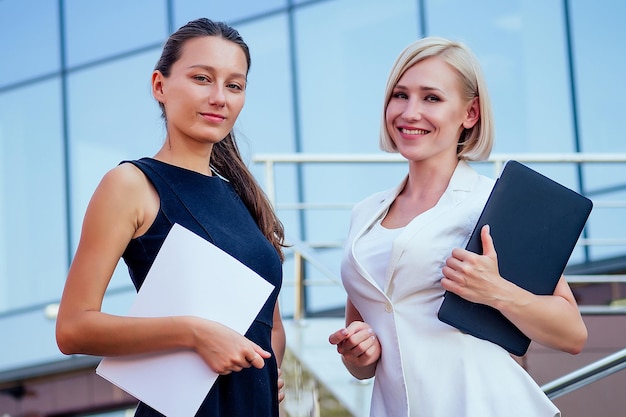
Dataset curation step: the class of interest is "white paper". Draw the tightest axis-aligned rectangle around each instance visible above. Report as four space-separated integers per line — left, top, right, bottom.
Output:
96 223 275 417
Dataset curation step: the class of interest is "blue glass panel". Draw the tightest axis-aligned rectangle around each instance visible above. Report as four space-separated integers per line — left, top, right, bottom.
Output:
570 0 626 153
427 0 573 154
0 288 135 373
174 0 287 27
569 0 626 261
0 0 60 88
0 308 63 372
0 80 67 313
66 50 163 292
295 0 420 154
236 16 295 155
64 0 168 67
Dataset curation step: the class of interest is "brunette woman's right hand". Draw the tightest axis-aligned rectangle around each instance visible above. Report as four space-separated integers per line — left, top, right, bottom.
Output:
189 316 271 375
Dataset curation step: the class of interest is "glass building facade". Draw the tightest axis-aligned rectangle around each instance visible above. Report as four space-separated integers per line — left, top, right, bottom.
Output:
1 0 625 415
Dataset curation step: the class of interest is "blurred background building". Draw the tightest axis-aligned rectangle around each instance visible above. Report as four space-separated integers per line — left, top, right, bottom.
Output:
1 0 626 416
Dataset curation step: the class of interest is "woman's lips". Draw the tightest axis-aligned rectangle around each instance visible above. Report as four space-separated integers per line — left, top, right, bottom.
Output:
201 113 226 123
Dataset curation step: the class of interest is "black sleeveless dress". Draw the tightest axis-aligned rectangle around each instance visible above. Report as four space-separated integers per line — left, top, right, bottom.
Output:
121 158 283 417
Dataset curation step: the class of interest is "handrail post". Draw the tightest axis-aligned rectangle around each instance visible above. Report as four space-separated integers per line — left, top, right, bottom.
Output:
264 160 276 206
293 250 306 323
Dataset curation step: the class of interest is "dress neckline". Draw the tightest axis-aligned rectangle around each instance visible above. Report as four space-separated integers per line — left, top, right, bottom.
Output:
142 157 221 180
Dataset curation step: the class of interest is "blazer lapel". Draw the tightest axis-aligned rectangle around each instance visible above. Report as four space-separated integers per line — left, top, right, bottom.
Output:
384 160 480 297
348 177 408 292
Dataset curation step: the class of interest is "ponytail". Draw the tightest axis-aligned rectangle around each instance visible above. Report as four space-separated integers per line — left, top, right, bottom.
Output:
211 133 286 262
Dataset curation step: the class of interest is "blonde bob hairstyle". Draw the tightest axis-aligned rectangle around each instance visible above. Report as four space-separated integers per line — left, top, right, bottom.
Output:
379 37 494 161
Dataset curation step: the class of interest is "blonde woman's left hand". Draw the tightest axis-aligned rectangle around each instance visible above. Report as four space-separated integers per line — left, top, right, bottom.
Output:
441 224 512 307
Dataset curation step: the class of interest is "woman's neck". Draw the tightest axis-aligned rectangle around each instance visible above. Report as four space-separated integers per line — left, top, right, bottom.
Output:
404 157 459 202
153 141 214 176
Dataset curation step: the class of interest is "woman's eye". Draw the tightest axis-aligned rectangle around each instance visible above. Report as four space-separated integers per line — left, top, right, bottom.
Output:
227 83 243 91
392 92 408 99
425 94 440 102
194 75 210 82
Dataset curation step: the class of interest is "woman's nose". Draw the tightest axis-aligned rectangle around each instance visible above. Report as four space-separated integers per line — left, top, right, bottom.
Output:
209 85 226 107
402 97 422 121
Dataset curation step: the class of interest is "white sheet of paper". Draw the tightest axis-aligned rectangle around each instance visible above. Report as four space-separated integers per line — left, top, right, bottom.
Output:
96 223 275 417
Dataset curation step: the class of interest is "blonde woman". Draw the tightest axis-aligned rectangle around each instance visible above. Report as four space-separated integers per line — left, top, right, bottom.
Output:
329 37 587 417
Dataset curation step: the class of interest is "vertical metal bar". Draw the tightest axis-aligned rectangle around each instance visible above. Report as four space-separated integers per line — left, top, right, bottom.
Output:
264 160 276 207
417 0 428 37
286 0 309 317
493 159 505 177
562 0 590 261
293 251 305 323
165 0 175 34
611 281 622 303
58 0 73 267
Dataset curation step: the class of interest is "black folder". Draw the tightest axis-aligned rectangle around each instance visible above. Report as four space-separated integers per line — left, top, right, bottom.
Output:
437 160 593 356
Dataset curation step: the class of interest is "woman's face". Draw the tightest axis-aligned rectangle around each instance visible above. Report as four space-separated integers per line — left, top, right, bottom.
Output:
385 56 478 164
153 36 248 146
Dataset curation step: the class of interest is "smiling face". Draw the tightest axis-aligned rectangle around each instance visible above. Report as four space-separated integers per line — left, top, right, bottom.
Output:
385 56 479 165
152 36 248 147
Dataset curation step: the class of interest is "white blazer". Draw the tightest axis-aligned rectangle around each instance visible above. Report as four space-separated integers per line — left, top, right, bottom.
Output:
341 160 559 417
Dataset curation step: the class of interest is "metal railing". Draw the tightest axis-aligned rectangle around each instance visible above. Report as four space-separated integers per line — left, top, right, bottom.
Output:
283 234 626 400
252 152 626 399
285 234 342 322
542 347 626 399
255 152 626 212
253 152 626 319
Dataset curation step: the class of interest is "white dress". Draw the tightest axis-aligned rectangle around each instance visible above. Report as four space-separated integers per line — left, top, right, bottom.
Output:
341 160 560 417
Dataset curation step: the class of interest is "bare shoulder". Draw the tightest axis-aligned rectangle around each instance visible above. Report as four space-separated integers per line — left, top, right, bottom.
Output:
100 162 149 191
83 162 155 237
94 162 156 207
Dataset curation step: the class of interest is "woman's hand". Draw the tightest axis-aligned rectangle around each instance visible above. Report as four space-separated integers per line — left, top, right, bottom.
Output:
441 224 510 307
441 224 587 353
329 321 381 374
277 367 285 403
190 317 271 375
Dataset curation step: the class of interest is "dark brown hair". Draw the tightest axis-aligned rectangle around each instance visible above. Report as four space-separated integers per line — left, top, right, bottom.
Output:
155 18 285 261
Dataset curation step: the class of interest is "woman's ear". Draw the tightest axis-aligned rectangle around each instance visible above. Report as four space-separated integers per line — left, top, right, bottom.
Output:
152 70 165 103
463 97 480 129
